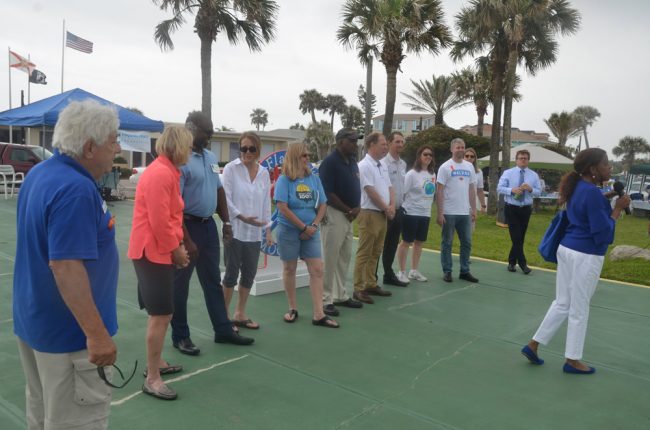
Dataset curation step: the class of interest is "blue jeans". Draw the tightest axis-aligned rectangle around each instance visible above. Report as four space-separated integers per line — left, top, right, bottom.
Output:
171 218 232 342
440 214 472 275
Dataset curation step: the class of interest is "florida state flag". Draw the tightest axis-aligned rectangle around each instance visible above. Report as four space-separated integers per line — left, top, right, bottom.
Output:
9 50 35 74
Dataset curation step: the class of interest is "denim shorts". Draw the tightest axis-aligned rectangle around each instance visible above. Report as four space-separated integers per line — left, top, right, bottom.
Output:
277 223 322 261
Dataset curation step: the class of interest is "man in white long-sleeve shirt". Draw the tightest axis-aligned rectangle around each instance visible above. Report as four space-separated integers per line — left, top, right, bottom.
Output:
497 149 541 274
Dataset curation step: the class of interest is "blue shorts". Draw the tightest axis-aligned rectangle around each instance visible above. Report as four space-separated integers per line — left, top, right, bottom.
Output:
402 215 430 243
277 223 322 261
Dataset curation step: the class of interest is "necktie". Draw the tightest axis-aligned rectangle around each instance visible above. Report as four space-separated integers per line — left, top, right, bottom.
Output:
519 169 525 200
377 161 382 175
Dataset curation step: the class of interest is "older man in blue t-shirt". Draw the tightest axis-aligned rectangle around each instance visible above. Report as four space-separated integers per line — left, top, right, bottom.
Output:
13 100 121 429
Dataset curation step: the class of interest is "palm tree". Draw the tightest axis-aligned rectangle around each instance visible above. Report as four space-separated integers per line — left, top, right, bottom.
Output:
340 104 364 129
338 0 452 137
153 0 278 120
401 74 470 126
453 5 508 214
451 0 579 213
305 121 335 160
299 89 326 124
572 105 600 149
323 94 348 130
452 67 490 136
612 136 650 171
500 0 580 168
544 111 580 147
250 108 268 131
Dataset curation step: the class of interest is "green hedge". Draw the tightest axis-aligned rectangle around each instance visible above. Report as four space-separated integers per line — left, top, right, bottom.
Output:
402 125 491 170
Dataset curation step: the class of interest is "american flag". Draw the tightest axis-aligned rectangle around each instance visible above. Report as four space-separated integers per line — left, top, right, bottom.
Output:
66 31 93 54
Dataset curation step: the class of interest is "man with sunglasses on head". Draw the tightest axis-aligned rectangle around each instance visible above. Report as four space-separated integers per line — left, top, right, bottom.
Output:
497 149 542 274
171 111 254 357
13 100 121 429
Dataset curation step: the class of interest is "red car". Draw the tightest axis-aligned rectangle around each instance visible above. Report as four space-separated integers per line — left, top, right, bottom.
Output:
0 142 53 176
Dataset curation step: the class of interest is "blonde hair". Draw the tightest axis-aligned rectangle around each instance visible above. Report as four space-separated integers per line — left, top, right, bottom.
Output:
156 126 193 166
282 141 310 180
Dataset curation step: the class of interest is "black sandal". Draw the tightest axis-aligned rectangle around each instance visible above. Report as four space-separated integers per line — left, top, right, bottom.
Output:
283 309 298 323
312 315 339 328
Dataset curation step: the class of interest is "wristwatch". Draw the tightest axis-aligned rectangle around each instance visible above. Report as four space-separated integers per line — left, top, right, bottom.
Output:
224 222 232 226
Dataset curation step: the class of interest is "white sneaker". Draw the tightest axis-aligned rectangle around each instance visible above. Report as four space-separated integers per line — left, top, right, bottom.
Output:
396 271 410 284
408 269 428 282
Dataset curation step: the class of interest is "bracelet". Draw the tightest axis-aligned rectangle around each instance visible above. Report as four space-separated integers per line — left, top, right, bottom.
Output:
224 221 231 226
310 223 318 229
301 225 308 233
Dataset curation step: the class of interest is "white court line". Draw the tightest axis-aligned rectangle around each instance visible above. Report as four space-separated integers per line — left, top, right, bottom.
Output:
0 318 13 324
0 272 13 277
111 354 249 406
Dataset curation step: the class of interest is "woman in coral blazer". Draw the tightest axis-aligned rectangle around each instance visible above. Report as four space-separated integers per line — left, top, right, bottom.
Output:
128 126 191 400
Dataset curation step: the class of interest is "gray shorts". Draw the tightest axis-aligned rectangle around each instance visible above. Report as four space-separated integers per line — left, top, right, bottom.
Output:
223 239 262 289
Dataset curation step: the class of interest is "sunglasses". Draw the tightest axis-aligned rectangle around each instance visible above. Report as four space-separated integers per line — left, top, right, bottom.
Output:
240 146 257 153
422 153 433 157
464 154 476 159
97 361 138 389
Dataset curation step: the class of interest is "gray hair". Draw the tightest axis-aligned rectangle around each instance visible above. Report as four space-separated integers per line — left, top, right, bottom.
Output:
450 137 465 149
52 100 119 157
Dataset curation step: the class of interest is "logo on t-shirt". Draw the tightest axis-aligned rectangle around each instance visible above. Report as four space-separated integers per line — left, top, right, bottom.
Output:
423 179 436 196
295 183 313 201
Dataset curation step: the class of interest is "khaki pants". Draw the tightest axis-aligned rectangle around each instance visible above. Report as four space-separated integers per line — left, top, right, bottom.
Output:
354 209 387 292
321 206 353 304
17 339 112 430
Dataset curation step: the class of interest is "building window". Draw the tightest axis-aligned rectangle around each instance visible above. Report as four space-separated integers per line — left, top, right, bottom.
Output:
261 143 274 158
229 142 240 161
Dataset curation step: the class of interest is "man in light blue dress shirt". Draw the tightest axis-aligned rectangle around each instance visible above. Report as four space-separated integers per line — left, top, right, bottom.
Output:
497 149 541 274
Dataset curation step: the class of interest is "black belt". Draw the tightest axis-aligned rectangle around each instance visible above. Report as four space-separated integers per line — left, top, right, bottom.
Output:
505 203 531 208
184 214 213 223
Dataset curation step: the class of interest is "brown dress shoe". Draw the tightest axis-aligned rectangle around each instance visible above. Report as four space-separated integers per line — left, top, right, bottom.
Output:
365 286 392 297
353 291 374 304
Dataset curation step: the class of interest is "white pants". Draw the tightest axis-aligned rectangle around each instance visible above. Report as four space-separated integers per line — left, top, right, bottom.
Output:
532 245 604 360
321 206 353 304
17 339 112 430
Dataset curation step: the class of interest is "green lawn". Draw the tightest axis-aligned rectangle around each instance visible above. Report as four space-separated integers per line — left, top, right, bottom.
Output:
356 208 650 286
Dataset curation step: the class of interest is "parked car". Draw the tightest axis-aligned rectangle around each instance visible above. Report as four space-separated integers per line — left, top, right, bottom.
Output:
0 142 53 176
129 167 146 184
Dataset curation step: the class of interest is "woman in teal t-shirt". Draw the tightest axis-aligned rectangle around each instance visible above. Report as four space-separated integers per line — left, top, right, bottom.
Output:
274 142 339 328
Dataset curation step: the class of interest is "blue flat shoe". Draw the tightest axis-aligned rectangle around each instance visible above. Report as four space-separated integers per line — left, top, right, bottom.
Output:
521 345 544 365
563 363 595 374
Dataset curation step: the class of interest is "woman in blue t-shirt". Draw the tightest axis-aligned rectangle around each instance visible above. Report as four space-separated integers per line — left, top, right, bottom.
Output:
521 148 630 374
274 142 339 328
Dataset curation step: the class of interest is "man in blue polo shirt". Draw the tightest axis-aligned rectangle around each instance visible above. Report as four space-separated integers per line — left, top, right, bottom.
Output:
171 111 253 356
319 128 364 316
13 100 121 429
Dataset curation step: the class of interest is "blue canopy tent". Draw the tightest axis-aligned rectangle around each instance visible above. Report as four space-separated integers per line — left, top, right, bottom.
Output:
0 88 164 133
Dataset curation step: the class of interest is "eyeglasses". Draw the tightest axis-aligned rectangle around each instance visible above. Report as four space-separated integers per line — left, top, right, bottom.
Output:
422 153 433 157
240 146 257 153
464 154 475 159
97 361 138 389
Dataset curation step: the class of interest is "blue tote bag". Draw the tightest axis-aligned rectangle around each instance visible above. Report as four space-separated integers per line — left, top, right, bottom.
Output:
538 210 569 264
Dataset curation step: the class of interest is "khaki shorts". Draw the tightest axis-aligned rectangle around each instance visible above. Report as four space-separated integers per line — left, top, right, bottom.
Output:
17 339 112 430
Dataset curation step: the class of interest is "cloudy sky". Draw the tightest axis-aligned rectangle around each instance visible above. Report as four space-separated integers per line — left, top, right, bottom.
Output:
1 0 648 156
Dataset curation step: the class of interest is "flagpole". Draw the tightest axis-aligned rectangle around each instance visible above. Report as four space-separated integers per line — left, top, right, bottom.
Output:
61 19 65 93
8 47 13 143
27 54 31 104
